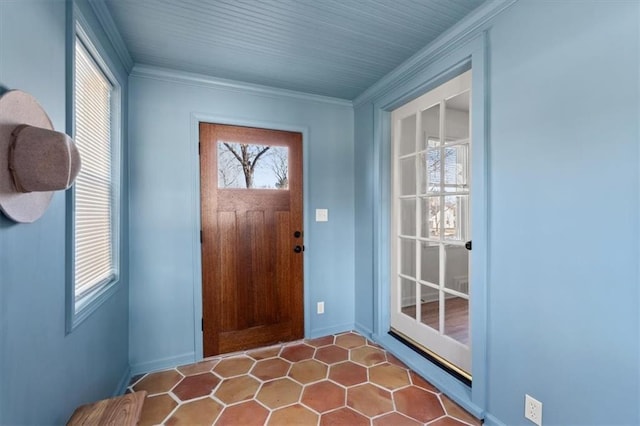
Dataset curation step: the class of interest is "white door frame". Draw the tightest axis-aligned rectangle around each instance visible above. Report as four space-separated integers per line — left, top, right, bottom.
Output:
368 34 489 416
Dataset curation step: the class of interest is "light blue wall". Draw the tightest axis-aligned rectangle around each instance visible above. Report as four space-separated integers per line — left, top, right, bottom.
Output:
354 1 639 425
0 1 130 424
128 70 355 372
354 103 375 334
486 2 639 424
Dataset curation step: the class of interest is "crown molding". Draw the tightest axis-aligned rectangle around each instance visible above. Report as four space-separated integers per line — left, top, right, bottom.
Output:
353 0 517 107
88 0 134 73
130 64 354 108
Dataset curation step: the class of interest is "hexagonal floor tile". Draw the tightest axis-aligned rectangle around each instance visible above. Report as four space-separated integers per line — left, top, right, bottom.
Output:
165 397 222 425
328 361 367 387
128 332 483 426
369 363 410 390
314 345 349 365
172 372 221 401
213 356 255 377
288 359 328 384
280 343 315 362
394 386 445 423
251 358 291 381
267 404 319 425
256 378 302 409
372 412 421 426
177 359 218 376
386 353 408 368
350 346 386 367
215 400 269 426
409 371 439 393
138 394 177 426
335 332 366 349
440 395 481 425
301 381 345 413
429 417 469 426
305 335 334 347
133 370 183 395
347 383 393 417
320 407 369 426
214 375 261 404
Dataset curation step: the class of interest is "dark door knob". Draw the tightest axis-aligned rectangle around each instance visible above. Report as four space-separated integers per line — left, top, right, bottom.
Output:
294 231 302 238
294 245 303 253
465 241 472 250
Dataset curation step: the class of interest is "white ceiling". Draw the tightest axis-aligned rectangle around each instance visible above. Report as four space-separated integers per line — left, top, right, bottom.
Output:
103 0 486 99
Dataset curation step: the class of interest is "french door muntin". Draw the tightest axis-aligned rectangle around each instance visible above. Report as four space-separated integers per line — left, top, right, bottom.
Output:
391 70 472 376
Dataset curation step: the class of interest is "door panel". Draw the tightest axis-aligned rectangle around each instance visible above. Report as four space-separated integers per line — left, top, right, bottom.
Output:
390 70 472 378
200 123 303 356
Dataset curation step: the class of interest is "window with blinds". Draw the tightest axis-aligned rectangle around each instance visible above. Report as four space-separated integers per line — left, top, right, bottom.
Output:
73 37 118 309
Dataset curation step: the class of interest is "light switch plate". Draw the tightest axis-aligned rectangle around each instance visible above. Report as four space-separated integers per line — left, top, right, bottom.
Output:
315 209 328 222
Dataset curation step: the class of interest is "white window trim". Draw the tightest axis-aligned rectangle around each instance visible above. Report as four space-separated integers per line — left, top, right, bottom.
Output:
66 8 122 333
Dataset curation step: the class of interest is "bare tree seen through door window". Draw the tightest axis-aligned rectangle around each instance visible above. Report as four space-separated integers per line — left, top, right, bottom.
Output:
270 146 288 189
218 142 289 189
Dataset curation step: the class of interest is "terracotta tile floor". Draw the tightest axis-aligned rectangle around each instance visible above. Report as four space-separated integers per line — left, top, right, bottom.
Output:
128 332 481 426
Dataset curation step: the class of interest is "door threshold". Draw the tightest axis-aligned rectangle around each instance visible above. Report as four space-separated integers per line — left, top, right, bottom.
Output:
389 329 472 387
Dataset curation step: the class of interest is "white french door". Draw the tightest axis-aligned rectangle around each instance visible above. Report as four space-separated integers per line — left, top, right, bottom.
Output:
390 70 472 377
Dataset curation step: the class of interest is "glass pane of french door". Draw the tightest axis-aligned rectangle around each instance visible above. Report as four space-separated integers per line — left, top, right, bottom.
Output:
391 70 472 377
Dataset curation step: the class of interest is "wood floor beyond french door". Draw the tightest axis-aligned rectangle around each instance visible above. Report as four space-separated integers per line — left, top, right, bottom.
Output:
200 122 304 357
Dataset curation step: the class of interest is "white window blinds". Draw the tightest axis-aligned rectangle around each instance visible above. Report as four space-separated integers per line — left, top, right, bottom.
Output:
73 39 116 303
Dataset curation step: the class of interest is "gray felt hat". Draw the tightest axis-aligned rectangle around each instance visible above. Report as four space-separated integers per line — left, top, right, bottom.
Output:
0 90 81 223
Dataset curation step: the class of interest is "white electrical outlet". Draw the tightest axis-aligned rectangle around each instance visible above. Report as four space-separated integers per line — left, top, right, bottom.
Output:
317 301 325 314
525 394 542 426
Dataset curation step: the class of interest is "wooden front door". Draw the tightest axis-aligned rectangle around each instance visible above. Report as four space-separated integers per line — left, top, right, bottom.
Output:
200 123 304 356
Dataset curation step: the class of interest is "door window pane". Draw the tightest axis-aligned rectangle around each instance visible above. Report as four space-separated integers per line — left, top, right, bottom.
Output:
218 142 288 189
420 104 440 150
444 91 469 142
443 195 468 241
421 197 441 239
400 239 416 278
421 149 442 194
443 145 468 193
399 156 416 196
444 244 468 295
420 284 439 331
399 114 417 156
444 295 469 345
420 242 439 285
400 199 416 236
400 278 417 320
